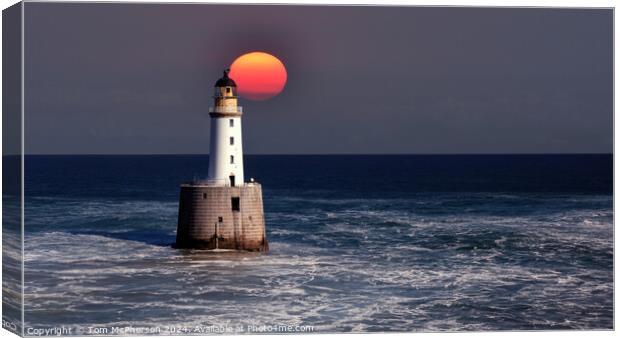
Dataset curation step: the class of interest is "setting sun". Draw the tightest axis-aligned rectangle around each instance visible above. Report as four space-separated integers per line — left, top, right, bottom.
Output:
229 52 287 101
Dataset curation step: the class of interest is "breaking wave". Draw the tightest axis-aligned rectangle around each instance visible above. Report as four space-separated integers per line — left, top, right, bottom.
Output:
23 192 612 332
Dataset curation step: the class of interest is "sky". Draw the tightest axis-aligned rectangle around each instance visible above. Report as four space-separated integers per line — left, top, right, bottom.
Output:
24 3 612 154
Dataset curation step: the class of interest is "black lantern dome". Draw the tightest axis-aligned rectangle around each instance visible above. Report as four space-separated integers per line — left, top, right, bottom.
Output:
214 69 237 87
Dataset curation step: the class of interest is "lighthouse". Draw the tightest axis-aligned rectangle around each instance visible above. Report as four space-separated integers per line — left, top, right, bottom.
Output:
207 69 244 186
175 69 268 252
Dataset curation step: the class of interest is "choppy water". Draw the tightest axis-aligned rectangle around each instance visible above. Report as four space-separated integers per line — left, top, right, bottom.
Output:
14 155 613 333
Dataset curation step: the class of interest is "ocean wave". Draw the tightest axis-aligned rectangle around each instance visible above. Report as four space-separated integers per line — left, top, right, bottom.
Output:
22 193 613 332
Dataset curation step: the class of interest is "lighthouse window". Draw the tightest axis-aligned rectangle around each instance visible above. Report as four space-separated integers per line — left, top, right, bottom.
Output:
226 87 231 94
229 119 234 127
231 197 240 212
230 137 234 145
230 155 234 164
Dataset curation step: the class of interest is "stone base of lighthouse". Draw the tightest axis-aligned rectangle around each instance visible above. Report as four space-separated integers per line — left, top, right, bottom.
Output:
175 183 268 252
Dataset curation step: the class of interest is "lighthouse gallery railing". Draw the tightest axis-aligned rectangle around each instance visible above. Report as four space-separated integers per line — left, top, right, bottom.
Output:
209 106 243 113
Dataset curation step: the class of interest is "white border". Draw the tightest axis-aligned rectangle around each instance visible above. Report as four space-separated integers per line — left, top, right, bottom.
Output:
0 1 616 338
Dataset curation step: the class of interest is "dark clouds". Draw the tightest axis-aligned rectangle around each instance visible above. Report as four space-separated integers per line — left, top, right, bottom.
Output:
24 4 612 154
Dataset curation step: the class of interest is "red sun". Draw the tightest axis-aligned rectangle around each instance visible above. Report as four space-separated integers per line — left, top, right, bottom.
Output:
229 52 287 101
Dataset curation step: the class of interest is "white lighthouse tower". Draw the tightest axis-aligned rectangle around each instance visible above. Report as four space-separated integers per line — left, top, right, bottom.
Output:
207 69 244 186
175 69 268 251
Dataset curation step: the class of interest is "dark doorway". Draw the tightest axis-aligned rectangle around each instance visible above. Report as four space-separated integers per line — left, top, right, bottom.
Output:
231 197 240 212
229 175 235 187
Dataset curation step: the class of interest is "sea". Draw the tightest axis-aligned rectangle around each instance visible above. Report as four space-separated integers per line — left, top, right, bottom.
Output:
10 154 615 333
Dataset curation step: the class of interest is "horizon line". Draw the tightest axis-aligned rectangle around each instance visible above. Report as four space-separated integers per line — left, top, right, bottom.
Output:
12 152 614 156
